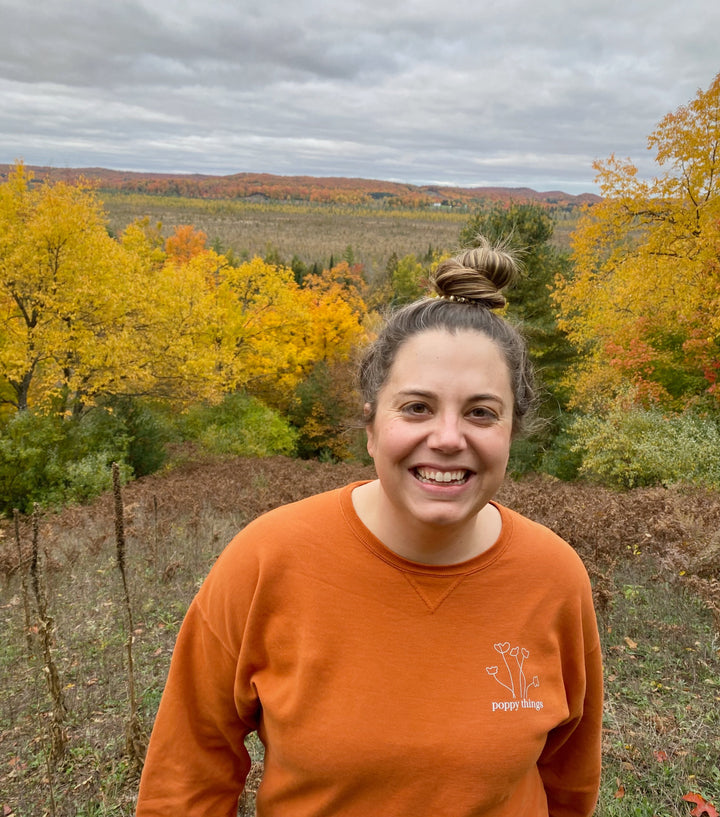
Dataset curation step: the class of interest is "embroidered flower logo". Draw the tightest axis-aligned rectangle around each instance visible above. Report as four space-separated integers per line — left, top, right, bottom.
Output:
486 642 539 700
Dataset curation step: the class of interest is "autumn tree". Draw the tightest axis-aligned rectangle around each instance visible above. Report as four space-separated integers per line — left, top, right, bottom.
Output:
0 168 261 414
0 165 231 417
165 224 209 262
125 224 231 406
554 72 720 411
288 261 370 459
0 163 149 413
0 172 192 508
388 254 430 305
0 162 371 420
301 261 368 359
210 256 315 408
118 234 368 413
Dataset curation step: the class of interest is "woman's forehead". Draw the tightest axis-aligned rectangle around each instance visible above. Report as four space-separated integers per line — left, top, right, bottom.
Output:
382 330 512 394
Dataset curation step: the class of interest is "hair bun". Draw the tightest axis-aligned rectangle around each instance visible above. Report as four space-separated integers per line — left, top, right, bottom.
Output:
430 237 519 309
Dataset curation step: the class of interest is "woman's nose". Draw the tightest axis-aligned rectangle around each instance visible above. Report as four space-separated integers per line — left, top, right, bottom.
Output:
427 414 467 451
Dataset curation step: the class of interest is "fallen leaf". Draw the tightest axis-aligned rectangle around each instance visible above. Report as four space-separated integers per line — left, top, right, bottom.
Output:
683 791 719 817
624 636 638 649
614 783 625 800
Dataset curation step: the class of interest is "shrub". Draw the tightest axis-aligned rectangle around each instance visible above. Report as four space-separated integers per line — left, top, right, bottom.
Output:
289 361 364 462
570 406 720 489
0 410 65 513
47 451 133 506
105 397 173 476
0 408 136 514
507 410 584 481
180 393 297 457
536 413 584 482
507 436 543 478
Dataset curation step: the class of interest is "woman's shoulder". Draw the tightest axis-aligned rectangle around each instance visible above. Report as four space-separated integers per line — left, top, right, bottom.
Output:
495 505 598 638
215 482 361 563
196 483 361 608
241 481 360 534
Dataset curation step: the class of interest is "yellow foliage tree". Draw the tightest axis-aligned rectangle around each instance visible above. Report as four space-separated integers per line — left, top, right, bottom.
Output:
0 170 231 413
286 261 371 458
0 163 147 411
211 257 369 411
554 73 720 411
301 261 369 362
123 224 231 405
211 256 316 407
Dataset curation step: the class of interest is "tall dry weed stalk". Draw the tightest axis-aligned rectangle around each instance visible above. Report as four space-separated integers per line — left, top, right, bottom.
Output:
28 504 67 765
112 462 148 773
13 508 34 656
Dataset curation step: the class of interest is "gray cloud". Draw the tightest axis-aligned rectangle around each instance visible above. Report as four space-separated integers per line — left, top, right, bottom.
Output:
1 0 718 193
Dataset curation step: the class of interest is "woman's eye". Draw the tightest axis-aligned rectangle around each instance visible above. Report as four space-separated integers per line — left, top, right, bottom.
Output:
469 407 497 421
402 402 429 416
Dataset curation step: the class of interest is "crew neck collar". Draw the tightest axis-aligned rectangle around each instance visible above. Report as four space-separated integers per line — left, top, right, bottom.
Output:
338 481 512 576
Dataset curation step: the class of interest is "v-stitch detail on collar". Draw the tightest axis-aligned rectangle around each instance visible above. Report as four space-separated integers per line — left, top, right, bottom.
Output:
402 573 467 613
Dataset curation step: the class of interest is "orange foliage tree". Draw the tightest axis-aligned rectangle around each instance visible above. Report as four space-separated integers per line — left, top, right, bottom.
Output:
165 224 210 262
554 72 720 411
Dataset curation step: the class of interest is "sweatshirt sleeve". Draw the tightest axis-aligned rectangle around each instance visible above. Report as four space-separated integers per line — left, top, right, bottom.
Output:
135 550 260 816
537 591 604 817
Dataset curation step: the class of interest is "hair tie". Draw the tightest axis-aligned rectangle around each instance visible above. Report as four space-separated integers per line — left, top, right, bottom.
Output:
436 293 492 305
437 294 471 304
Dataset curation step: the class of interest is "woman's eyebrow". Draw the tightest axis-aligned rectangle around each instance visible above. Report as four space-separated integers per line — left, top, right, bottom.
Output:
395 389 506 405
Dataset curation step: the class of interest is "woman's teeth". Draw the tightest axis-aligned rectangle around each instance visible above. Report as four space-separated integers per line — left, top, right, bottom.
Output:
414 468 468 485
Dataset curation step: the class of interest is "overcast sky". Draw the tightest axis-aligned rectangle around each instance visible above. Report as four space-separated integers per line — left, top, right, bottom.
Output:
1 0 718 194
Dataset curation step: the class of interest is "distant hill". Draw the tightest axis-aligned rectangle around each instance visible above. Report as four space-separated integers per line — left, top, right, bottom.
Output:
1 164 600 209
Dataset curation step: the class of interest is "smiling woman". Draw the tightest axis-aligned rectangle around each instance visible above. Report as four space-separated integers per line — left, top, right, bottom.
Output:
355 329 515 564
136 237 603 817
353 239 537 564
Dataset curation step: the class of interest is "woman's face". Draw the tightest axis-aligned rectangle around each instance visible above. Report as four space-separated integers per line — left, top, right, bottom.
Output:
365 328 514 537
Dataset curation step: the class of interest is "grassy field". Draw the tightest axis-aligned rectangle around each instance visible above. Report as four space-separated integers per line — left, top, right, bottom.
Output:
100 193 579 282
1 454 719 816
102 194 468 279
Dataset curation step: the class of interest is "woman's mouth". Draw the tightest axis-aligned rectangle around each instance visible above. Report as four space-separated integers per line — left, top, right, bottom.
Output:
413 467 470 485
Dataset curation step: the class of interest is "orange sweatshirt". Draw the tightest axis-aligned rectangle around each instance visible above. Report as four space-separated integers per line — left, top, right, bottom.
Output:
137 483 602 817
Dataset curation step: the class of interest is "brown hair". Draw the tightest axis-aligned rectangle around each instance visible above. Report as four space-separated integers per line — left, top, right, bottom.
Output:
359 237 537 438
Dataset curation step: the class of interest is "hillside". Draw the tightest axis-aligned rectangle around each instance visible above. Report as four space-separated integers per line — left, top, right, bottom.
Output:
0 164 600 209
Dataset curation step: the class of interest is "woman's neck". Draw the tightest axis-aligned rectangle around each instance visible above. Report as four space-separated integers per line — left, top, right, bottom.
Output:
351 480 501 566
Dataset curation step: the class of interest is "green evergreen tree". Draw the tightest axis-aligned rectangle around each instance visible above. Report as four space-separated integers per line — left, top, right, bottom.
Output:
459 203 577 473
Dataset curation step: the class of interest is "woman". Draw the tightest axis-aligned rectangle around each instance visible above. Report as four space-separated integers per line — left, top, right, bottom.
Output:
136 239 603 816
